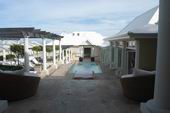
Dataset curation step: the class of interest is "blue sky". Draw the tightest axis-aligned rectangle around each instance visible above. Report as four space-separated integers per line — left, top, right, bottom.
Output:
0 0 159 37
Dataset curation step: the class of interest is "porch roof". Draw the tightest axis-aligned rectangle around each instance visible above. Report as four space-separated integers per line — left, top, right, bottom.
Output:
0 27 63 40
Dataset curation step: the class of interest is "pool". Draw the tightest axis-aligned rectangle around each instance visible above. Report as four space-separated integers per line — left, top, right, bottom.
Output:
69 62 102 74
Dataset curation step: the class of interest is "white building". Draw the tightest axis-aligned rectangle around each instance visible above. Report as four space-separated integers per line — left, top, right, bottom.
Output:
47 31 105 62
104 6 159 75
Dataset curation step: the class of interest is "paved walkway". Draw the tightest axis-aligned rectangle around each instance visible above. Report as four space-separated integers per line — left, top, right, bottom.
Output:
3 63 141 113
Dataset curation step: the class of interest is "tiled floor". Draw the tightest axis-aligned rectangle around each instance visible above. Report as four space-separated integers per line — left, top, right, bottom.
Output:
3 62 141 113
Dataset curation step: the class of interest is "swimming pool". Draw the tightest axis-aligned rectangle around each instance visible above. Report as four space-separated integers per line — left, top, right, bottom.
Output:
69 62 102 74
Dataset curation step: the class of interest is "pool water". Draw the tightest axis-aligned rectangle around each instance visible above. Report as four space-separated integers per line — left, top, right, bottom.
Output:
69 62 102 74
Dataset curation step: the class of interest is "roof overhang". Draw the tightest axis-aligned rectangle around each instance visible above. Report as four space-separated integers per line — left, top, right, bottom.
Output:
104 32 157 42
104 33 132 42
128 32 158 39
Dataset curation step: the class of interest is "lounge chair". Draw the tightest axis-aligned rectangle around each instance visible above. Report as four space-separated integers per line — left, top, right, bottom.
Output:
0 72 40 101
120 70 155 102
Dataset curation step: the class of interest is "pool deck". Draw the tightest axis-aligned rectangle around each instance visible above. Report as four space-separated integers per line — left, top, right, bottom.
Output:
3 61 141 113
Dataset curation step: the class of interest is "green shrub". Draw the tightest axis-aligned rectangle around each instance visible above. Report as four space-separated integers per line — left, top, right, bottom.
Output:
6 54 15 60
0 54 16 61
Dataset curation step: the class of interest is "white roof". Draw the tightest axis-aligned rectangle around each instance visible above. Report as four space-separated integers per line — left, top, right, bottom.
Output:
105 6 159 41
59 32 105 46
129 24 158 34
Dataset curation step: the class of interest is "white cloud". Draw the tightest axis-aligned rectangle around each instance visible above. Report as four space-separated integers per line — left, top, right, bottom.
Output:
0 0 159 36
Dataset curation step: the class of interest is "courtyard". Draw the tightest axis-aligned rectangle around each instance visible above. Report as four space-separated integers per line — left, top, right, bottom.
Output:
3 63 140 113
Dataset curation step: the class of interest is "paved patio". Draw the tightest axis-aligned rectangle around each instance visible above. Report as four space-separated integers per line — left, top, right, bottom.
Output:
3 63 141 113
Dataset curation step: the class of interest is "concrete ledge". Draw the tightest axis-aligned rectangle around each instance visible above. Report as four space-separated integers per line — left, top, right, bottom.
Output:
40 69 49 78
140 100 170 113
0 100 8 113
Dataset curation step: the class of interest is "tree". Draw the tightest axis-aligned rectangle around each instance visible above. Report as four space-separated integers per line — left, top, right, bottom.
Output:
55 46 59 50
10 44 24 65
6 54 15 60
32 46 42 57
46 46 53 53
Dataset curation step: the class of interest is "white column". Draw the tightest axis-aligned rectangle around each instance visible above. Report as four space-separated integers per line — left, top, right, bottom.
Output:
141 0 170 113
24 36 30 72
43 38 47 70
81 46 84 57
53 39 56 65
91 47 94 57
65 49 68 63
135 40 140 68
62 50 65 63
68 49 71 62
2 40 6 64
59 39 62 62
70 49 72 60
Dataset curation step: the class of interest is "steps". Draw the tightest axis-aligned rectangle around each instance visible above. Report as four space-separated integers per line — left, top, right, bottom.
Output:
73 71 95 79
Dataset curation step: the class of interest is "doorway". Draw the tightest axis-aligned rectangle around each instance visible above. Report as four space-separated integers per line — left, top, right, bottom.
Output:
127 51 135 74
84 48 91 58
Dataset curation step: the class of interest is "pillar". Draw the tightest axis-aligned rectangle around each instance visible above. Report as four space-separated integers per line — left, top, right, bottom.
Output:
42 38 48 74
68 49 71 62
62 50 65 64
140 0 170 113
81 46 84 57
2 40 6 64
65 49 68 63
70 49 72 60
91 47 94 57
59 39 62 62
53 39 56 65
24 36 30 72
